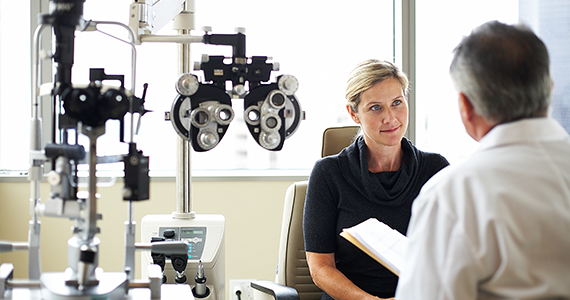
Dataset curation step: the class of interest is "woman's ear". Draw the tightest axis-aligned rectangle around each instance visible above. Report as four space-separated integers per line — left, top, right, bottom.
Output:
346 104 360 124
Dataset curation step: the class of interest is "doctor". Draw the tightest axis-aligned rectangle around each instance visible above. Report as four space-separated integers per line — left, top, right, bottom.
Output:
396 21 570 298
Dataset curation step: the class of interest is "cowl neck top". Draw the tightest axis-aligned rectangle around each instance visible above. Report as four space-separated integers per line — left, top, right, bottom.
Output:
339 136 422 207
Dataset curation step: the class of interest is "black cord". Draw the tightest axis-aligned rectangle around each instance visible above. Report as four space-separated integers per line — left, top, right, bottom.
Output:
236 290 242 300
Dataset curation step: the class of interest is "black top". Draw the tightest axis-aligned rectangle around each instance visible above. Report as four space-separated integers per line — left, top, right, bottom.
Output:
303 136 449 299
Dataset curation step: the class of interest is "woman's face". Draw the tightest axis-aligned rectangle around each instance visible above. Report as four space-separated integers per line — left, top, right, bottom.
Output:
349 77 408 149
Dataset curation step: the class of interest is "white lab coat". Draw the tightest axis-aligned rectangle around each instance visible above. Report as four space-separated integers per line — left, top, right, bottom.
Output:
396 118 570 300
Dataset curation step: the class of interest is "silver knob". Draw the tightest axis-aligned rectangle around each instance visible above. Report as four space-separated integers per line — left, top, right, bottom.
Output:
176 74 199 96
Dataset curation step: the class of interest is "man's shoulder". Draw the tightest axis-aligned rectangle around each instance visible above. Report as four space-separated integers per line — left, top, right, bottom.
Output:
417 155 490 200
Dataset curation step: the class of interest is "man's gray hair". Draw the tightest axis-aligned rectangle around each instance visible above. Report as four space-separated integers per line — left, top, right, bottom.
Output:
450 21 551 124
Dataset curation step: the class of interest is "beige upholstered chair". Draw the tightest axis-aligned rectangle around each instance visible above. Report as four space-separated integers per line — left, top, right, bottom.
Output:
273 126 359 300
321 126 360 157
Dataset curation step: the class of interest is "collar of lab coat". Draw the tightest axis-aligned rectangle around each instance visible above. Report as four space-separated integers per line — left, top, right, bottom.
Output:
477 117 569 152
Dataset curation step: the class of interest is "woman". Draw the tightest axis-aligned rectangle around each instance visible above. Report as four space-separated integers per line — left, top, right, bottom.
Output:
303 59 449 299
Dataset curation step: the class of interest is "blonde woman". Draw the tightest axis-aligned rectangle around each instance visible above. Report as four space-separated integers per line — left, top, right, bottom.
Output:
303 59 449 299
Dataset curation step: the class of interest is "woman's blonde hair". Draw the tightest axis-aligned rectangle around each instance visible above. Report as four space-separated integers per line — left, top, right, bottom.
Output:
345 59 409 112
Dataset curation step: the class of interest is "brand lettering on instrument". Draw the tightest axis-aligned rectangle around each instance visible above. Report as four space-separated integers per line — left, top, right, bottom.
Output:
55 3 75 11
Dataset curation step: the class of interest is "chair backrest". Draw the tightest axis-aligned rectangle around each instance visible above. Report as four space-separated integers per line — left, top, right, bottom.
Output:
321 126 360 157
276 126 359 300
276 181 317 299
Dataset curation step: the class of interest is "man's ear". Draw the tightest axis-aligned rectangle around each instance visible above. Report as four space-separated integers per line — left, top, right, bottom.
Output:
458 92 475 122
346 105 360 124
458 92 496 141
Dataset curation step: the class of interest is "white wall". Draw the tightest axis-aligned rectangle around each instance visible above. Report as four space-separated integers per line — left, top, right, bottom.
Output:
0 178 301 286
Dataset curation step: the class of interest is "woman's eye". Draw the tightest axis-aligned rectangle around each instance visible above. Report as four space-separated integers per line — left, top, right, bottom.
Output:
393 99 402 106
370 105 381 111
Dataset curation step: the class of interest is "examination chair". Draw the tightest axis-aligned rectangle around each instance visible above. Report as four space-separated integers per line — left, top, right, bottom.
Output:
252 126 360 300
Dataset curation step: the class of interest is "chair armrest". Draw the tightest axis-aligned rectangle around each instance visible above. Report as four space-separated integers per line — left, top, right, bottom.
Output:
250 281 300 300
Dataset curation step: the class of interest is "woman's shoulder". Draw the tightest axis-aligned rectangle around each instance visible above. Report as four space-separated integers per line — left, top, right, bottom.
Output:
420 150 449 164
312 152 342 173
404 139 450 169
418 150 449 170
315 138 359 167
310 142 361 184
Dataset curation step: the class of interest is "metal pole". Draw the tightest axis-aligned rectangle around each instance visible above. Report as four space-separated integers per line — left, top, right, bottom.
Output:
28 23 50 280
83 126 105 242
174 1 195 218
140 35 203 43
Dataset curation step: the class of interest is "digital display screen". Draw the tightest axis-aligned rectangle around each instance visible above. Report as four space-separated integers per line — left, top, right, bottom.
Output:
181 230 203 235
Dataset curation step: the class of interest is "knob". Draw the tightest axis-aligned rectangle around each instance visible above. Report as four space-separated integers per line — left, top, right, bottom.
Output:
176 73 199 96
163 229 175 239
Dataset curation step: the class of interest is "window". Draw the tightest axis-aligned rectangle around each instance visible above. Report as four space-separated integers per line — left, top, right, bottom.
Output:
416 0 570 165
7 1 564 177
0 1 32 172
520 0 570 134
0 0 397 175
415 0 519 164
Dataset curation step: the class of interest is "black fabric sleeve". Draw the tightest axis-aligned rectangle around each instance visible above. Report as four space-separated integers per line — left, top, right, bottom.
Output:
303 158 340 253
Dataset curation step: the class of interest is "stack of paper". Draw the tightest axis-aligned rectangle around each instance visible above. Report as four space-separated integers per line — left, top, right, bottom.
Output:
340 218 408 276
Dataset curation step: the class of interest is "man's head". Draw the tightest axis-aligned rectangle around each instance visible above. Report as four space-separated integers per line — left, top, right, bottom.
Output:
450 21 551 135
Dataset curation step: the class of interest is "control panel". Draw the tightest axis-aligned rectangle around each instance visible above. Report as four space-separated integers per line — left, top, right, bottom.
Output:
158 226 207 259
140 213 225 300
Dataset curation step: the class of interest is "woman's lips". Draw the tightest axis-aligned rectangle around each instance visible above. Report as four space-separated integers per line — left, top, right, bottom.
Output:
381 125 400 133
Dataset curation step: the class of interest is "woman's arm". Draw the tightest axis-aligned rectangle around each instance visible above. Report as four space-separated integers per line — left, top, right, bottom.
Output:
306 252 389 300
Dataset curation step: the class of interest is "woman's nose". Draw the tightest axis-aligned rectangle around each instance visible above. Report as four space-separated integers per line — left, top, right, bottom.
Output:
382 108 396 123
